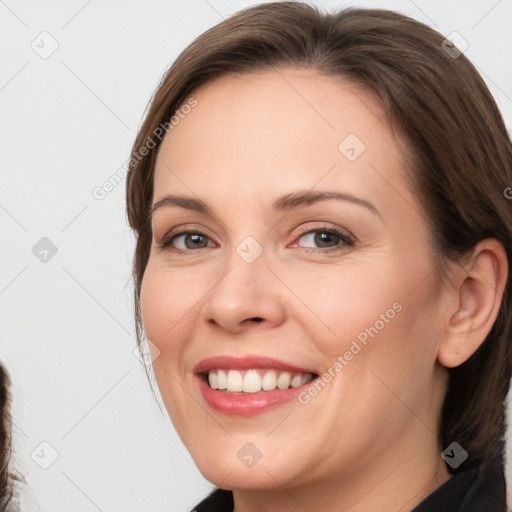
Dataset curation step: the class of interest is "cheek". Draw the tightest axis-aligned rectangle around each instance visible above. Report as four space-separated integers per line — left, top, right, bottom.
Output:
350 273 444 418
139 264 203 420
297 255 440 380
286 263 400 351
139 262 197 356
140 266 166 344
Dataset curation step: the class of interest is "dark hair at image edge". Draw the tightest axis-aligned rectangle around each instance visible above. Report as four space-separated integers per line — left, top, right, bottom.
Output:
1 363 15 507
126 2 512 473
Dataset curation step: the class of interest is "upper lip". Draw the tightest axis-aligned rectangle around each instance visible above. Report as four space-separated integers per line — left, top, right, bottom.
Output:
193 355 318 375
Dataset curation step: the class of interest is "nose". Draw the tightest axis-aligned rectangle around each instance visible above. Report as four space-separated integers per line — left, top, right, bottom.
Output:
200 247 287 334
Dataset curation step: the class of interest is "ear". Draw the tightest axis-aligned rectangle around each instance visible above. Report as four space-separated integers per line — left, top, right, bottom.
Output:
437 238 508 368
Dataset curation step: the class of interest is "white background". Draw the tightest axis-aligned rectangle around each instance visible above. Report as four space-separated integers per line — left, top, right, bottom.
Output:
1 1 511 511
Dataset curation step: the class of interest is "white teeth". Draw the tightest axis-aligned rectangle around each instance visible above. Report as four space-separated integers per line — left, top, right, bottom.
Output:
261 371 277 391
290 373 303 388
242 370 261 393
216 369 227 390
207 368 314 393
226 370 243 392
276 371 291 390
208 372 217 390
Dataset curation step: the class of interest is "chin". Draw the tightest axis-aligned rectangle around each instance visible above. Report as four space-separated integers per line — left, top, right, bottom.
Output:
188 440 299 490
200 462 290 491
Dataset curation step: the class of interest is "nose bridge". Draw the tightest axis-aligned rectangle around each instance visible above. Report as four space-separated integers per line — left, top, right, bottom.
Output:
219 250 263 298
215 234 270 308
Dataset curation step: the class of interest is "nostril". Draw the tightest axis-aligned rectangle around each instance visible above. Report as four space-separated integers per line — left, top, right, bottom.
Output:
250 317 264 322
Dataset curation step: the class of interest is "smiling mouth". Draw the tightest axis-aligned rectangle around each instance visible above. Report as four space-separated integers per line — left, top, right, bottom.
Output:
203 368 317 393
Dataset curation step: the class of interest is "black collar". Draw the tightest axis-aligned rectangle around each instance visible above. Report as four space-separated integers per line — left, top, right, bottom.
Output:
412 457 507 511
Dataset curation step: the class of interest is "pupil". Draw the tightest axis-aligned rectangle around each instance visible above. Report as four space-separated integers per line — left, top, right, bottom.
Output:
316 232 337 247
186 234 206 249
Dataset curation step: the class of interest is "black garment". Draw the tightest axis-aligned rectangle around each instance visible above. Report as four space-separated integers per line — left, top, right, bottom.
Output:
192 459 508 511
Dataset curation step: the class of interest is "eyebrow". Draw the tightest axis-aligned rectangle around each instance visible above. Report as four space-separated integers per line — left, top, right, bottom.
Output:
149 190 381 219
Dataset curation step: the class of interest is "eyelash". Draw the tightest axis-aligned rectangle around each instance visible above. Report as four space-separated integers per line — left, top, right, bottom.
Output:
158 226 355 255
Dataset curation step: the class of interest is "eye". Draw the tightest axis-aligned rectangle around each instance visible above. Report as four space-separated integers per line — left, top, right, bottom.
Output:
158 225 354 255
291 226 354 253
160 230 216 252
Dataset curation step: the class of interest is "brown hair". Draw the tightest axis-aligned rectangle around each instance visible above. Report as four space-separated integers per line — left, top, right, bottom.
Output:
1 363 14 507
126 2 512 473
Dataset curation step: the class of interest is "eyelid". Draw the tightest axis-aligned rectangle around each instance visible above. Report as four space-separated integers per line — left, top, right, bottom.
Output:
292 222 355 240
153 223 214 252
158 223 213 241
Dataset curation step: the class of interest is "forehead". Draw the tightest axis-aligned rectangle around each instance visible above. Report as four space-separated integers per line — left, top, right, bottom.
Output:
153 67 413 215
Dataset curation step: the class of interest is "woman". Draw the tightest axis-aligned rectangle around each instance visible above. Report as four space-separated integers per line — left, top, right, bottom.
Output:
126 3 512 510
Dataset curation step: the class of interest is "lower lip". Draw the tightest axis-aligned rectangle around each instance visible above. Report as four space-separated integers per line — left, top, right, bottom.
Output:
196 375 315 416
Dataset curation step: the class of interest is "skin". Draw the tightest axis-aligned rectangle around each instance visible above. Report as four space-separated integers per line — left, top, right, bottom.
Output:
140 68 506 511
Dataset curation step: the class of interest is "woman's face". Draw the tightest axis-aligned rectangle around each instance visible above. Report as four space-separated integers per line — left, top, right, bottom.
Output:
141 68 449 493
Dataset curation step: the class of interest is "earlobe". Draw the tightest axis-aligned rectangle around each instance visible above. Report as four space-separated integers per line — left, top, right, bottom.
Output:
437 238 508 369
